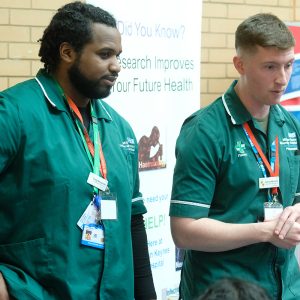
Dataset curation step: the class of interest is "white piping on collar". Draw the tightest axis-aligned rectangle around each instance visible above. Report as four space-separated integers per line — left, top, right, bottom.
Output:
274 104 283 116
99 100 113 121
222 94 236 125
35 77 56 107
36 77 114 122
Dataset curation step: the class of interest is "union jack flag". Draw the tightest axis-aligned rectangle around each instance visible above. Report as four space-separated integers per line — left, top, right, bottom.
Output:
281 25 300 121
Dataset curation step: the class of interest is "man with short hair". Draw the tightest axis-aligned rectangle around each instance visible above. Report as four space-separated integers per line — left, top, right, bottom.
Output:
0 2 156 299
170 13 300 299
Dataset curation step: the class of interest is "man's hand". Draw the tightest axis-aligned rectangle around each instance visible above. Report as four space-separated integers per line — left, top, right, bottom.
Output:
274 204 300 239
0 272 10 300
263 208 300 249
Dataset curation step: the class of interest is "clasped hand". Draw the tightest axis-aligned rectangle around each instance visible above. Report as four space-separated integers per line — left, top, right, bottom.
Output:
268 204 300 249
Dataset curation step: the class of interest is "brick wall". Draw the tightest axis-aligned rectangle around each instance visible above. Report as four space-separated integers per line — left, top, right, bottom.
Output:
0 0 299 108
0 0 70 90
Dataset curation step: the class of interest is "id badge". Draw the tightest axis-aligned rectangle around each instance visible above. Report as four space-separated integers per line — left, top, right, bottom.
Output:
101 192 117 220
81 224 104 249
264 201 283 221
77 201 98 230
259 176 279 189
87 172 108 191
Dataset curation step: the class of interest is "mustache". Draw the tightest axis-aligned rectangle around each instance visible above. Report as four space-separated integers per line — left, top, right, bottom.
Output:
102 73 118 81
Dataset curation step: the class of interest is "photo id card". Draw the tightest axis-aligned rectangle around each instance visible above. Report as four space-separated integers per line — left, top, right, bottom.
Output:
81 223 104 249
77 201 98 230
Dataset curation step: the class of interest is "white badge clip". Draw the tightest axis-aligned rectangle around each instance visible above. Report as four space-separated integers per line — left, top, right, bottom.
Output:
87 172 108 191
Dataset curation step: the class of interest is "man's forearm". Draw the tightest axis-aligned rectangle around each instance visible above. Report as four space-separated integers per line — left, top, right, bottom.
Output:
170 216 296 252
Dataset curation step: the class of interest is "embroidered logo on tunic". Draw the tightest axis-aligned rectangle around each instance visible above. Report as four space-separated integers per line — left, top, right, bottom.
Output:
120 137 136 152
280 132 298 151
235 141 247 157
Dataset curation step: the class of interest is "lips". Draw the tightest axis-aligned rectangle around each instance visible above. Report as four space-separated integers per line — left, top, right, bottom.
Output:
272 89 285 94
102 75 118 86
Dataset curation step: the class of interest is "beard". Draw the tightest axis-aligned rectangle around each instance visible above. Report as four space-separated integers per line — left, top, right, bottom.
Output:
68 60 112 100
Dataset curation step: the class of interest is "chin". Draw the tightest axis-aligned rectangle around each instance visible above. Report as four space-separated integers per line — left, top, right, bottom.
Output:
270 99 281 106
91 89 111 100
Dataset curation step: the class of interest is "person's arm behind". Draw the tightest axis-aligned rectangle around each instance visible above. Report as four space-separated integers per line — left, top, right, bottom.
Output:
131 214 157 300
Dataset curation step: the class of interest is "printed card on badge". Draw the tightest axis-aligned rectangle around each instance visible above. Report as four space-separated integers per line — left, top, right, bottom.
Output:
77 201 98 230
259 176 279 189
81 224 104 249
87 172 108 191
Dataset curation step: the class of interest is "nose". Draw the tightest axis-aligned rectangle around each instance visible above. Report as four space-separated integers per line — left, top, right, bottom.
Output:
109 56 121 74
275 66 289 87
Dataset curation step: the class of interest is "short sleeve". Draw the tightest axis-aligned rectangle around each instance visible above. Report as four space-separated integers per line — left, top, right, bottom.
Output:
170 114 220 219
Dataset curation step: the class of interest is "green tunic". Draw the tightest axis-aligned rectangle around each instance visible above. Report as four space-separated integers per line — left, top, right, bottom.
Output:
170 81 300 300
0 69 146 299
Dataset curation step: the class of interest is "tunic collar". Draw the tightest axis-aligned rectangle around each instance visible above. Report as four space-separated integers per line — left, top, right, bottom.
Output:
222 80 285 127
35 69 112 122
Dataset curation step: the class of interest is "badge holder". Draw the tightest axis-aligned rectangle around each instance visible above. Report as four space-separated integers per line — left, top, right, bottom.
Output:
78 193 105 249
99 191 118 220
264 194 283 221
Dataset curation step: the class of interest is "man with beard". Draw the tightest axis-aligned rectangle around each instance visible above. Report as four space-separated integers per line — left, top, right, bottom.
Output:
0 2 156 300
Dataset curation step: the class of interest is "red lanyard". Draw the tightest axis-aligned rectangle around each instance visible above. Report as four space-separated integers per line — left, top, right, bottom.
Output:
243 122 279 195
67 96 107 180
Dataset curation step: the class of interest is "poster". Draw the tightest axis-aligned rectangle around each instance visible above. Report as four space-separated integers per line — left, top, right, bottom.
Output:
87 1 202 298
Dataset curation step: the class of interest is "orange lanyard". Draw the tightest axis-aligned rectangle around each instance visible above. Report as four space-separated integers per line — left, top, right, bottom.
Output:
67 96 107 180
243 122 279 195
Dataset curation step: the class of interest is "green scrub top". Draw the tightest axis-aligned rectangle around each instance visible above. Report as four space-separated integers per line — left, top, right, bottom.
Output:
0 69 146 300
170 81 300 300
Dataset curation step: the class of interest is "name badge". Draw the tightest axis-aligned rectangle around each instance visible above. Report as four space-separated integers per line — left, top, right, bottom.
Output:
87 172 108 191
259 176 279 189
81 224 104 249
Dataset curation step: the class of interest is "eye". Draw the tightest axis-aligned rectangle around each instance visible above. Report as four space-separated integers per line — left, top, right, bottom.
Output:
99 51 111 59
265 64 275 70
285 61 293 69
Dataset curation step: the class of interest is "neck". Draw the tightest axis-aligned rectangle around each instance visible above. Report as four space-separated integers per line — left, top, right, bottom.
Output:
52 71 90 108
234 81 270 119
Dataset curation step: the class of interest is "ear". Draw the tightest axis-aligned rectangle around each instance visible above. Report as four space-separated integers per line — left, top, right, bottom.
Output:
59 42 77 64
233 55 245 75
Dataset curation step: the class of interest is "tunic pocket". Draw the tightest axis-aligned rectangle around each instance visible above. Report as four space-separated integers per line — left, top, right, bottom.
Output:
287 153 300 203
0 238 50 280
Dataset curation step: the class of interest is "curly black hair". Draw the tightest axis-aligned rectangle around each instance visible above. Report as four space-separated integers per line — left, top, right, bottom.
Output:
198 278 271 300
38 1 117 73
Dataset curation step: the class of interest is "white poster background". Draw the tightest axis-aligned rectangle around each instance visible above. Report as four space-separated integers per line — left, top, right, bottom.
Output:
88 1 202 298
